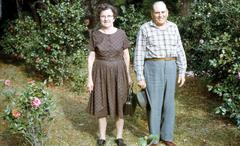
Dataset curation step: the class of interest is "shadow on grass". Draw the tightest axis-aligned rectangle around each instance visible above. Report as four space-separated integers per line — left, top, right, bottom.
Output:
60 94 99 139
60 91 149 141
176 77 221 115
0 131 29 146
124 107 149 137
175 77 240 146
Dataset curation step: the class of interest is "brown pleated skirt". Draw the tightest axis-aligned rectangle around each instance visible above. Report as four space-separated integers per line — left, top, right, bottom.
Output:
87 58 129 118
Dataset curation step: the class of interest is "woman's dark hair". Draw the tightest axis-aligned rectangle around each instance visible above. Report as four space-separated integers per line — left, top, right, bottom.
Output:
96 3 118 20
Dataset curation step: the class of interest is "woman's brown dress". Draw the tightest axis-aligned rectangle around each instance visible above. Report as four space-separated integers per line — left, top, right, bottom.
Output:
87 29 130 118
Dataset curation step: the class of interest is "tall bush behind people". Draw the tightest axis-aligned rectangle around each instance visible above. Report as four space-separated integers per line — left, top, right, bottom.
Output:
177 0 240 126
1 0 88 84
118 5 147 61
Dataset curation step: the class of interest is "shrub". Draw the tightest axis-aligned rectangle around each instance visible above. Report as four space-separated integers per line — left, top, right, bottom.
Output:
70 69 87 94
117 5 148 61
177 0 240 126
69 49 87 94
208 75 240 127
1 0 88 84
178 0 240 75
138 134 159 146
207 33 240 127
1 80 55 146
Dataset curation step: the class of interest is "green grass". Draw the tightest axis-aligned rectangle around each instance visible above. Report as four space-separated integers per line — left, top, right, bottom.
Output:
0 59 240 146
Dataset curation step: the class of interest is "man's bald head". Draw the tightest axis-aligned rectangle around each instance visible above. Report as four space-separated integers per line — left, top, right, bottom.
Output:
152 1 168 12
151 1 168 26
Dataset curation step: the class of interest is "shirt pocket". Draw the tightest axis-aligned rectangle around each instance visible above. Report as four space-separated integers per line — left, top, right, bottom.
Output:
147 35 161 47
166 32 178 47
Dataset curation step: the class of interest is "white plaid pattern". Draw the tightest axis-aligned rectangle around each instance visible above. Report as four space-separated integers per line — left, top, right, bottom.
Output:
134 21 187 81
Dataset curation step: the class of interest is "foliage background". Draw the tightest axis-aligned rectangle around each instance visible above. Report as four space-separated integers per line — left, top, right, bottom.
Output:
1 0 88 84
0 1 240 145
177 0 240 126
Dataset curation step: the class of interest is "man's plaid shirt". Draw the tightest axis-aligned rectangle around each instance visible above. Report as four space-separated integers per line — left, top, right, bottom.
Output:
134 20 187 81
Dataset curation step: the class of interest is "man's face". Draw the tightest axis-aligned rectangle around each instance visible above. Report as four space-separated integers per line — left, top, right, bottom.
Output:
151 3 168 26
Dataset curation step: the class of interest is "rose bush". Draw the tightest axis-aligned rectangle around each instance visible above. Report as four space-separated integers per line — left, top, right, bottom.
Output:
1 80 55 146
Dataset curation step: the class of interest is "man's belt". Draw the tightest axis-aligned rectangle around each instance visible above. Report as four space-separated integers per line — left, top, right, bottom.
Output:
145 57 176 61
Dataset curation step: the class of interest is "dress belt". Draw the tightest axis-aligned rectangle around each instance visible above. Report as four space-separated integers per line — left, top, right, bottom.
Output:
96 56 122 61
145 57 176 61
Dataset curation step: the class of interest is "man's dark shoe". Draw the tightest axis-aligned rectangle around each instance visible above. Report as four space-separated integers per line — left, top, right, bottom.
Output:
115 138 126 146
97 139 105 146
163 141 176 146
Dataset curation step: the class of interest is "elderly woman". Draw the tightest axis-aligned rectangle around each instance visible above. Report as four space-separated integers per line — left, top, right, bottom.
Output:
87 3 131 146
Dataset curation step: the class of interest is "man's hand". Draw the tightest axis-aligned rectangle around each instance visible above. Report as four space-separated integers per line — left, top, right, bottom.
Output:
137 80 146 89
178 75 185 87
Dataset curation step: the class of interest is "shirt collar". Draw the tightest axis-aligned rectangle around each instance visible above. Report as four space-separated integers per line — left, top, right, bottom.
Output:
149 20 170 30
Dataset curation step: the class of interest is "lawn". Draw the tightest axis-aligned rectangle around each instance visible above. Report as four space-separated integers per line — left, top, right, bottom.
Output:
0 59 239 146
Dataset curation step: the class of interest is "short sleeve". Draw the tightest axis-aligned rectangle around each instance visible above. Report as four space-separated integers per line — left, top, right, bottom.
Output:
123 31 130 49
88 31 95 51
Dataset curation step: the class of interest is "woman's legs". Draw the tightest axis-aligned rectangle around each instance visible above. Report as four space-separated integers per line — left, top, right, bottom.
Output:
115 117 126 146
98 117 125 145
116 117 124 139
99 117 107 140
98 116 124 139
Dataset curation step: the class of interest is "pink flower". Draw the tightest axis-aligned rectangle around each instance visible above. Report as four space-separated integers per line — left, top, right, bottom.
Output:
4 79 11 86
12 109 21 118
31 97 42 108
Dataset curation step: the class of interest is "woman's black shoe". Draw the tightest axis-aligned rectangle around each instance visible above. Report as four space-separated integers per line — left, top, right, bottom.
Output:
97 139 105 146
115 138 126 146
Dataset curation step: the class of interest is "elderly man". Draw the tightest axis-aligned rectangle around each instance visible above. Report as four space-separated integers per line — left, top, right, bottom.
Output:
134 1 187 146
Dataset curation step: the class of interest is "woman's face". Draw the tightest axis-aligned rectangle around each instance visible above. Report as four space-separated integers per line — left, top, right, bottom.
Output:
99 9 115 28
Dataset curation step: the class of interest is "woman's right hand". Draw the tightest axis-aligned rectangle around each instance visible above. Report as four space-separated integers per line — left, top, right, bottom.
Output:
87 79 94 93
87 51 95 93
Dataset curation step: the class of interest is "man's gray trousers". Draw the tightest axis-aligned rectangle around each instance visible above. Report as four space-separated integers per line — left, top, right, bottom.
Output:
144 60 177 143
